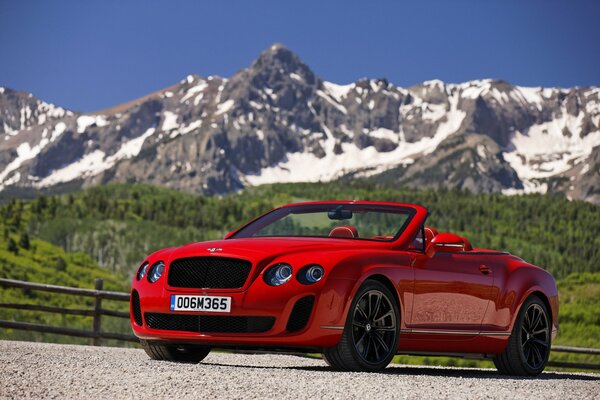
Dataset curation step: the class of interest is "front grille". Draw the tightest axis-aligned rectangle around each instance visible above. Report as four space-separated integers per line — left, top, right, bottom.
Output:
145 313 275 333
168 257 252 289
286 296 315 332
131 290 143 326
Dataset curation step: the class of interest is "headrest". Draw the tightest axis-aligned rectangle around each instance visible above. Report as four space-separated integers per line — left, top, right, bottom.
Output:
329 225 359 238
424 226 438 244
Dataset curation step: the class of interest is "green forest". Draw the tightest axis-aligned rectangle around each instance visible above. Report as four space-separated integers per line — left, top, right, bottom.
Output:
0 182 598 369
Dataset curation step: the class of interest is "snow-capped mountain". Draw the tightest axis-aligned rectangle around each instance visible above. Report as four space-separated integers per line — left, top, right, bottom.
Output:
1 44 599 202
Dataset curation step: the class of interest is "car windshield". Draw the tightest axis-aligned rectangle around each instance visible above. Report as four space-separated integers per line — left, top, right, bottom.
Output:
231 204 413 242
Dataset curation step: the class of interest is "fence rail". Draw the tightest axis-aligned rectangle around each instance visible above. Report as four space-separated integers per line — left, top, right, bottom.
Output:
0 277 136 345
0 278 599 370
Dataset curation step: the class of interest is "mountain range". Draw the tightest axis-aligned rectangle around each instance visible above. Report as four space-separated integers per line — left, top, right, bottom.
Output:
1 44 599 203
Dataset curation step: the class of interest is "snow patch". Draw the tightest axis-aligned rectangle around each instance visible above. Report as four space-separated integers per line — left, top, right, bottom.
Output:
316 90 347 114
181 81 207 103
51 122 67 141
581 163 590 174
77 115 108 133
476 145 486 158
161 111 179 131
503 110 600 181
3 172 20 186
513 87 544 111
369 128 398 142
37 127 156 187
323 81 353 102
421 103 446 122
215 99 235 115
0 139 51 188
245 91 466 185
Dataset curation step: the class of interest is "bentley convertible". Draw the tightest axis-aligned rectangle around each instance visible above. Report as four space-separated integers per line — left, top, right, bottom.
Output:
130 201 558 375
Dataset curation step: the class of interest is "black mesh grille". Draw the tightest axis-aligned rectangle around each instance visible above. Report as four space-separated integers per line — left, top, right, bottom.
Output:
145 313 275 333
168 257 252 289
131 290 143 326
286 296 315 332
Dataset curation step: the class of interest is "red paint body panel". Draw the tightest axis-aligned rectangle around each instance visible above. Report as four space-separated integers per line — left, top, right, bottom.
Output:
131 201 558 357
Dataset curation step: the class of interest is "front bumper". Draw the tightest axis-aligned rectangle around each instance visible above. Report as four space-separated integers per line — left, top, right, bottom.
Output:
130 276 355 348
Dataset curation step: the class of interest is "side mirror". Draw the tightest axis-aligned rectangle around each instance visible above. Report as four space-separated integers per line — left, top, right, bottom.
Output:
224 230 236 239
426 233 472 257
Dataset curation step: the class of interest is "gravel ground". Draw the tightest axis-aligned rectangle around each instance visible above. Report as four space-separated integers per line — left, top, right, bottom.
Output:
0 340 598 399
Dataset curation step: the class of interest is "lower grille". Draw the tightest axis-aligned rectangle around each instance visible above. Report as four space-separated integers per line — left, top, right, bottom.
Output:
144 313 275 333
131 290 143 326
286 296 315 332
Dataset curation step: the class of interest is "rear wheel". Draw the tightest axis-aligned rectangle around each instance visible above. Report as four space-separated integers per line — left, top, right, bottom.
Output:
493 296 551 376
140 340 211 363
323 280 400 372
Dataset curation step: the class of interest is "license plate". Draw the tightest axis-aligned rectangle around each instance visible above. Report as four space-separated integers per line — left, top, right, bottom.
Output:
170 295 231 312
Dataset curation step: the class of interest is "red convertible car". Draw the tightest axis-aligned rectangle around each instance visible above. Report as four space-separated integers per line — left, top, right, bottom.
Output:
130 201 558 375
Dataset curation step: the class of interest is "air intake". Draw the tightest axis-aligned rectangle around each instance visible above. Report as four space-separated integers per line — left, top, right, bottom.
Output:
286 296 315 332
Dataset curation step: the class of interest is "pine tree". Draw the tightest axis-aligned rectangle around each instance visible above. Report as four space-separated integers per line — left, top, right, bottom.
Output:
55 257 67 271
7 238 18 255
19 232 30 250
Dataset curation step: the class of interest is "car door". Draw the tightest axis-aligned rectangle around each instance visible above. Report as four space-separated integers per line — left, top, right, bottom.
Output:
408 251 494 332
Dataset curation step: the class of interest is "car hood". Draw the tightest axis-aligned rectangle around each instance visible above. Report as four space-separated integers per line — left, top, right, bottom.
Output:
164 237 384 266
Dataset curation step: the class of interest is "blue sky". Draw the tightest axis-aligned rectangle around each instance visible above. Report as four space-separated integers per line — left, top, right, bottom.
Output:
1 0 599 112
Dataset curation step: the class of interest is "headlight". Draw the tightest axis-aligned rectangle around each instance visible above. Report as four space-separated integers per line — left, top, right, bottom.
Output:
298 264 324 284
264 263 293 286
136 262 149 281
147 261 165 283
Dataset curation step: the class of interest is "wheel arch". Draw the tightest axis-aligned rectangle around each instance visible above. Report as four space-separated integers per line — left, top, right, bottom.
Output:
528 291 552 325
515 290 553 327
364 274 402 320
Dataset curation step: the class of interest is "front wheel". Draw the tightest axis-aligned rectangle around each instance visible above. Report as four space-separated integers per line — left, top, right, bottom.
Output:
140 340 211 363
323 280 400 372
493 296 551 376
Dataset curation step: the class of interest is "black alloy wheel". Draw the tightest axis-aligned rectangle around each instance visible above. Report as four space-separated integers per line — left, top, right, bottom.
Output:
351 289 397 364
493 296 551 376
323 280 400 372
520 303 550 370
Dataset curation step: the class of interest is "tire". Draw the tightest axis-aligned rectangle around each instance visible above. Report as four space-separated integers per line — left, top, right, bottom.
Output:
323 280 400 372
493 295 551 376
140 340 211 363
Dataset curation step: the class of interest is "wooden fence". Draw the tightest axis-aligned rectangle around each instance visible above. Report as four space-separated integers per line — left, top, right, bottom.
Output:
0 278 599 370
0 277 136 344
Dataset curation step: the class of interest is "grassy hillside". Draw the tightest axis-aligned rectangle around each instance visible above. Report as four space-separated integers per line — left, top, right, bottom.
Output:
0 224 131 345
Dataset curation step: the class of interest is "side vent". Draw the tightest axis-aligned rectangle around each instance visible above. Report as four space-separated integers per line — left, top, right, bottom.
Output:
286 295 315 332
131 290 143 326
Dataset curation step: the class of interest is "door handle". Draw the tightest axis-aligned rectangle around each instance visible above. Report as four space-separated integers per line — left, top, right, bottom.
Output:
479 264 491 274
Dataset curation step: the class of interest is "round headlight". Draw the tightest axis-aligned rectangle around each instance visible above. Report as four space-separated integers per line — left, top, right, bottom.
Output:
264 263 293 286
136 262 149 281
147 261 165 283
299 264 324 284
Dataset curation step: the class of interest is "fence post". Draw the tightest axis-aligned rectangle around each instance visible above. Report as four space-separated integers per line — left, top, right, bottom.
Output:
91 279 103 346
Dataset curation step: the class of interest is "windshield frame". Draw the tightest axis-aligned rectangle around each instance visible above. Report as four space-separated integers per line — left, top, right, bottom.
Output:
229 203 416 242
